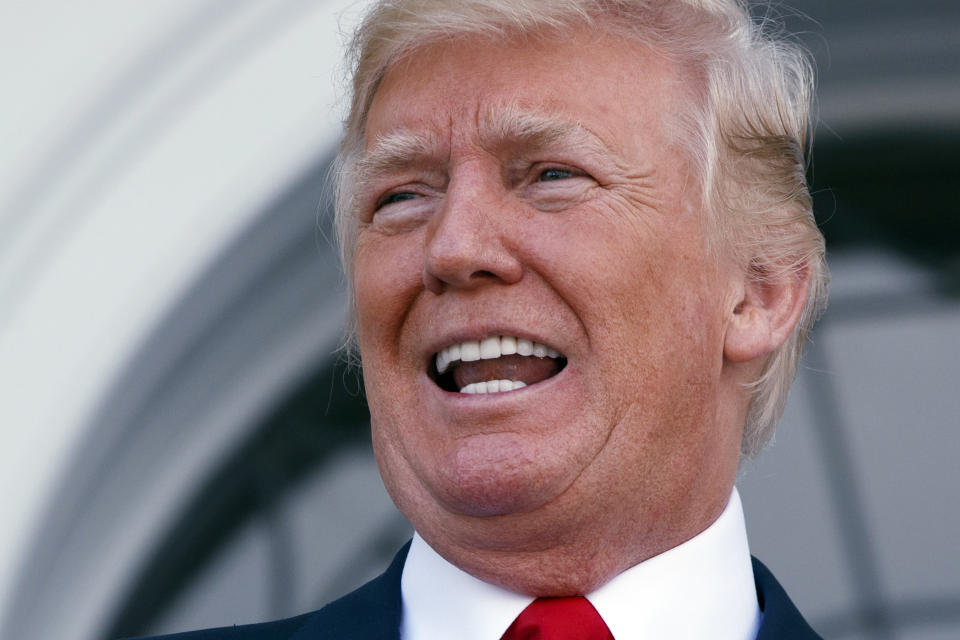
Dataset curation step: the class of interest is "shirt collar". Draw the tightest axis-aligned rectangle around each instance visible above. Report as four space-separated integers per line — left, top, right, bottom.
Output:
589 488 761 639
400 488 760 640
401 533 530 640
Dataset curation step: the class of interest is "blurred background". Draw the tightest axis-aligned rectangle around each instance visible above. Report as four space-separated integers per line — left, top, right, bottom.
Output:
0 1 957 639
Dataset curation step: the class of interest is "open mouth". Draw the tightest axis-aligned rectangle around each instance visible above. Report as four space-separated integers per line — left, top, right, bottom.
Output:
431 336 567 394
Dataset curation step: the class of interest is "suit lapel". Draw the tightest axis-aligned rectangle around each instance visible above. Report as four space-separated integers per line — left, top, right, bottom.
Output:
752 557 823 639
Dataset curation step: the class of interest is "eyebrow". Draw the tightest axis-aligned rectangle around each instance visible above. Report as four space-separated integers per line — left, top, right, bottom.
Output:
354 104 615 186
354 128 445 187
479 104 611 158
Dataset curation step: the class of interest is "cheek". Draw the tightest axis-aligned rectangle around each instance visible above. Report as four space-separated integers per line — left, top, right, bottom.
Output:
536 212 724 396
352 234 429 464
353 234 424 350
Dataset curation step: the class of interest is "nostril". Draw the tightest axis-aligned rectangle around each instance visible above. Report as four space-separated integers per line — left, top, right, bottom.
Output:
423 270 446 294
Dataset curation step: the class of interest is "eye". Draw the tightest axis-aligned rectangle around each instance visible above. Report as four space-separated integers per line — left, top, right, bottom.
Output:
538 167 574 182
376 191 420 209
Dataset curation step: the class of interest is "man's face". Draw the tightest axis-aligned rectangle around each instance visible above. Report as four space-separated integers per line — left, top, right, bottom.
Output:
352 27 745 576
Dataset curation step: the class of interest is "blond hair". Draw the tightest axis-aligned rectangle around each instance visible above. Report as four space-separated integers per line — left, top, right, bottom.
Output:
334 0 828 456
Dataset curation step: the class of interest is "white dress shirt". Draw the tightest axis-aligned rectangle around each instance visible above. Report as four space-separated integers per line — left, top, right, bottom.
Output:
401 488 761 640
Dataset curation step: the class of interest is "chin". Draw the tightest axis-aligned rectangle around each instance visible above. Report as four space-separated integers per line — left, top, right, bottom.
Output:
429 435 572 518
436 477 550 518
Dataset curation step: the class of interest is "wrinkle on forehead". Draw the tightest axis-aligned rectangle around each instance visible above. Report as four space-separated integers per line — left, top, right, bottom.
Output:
356 102 617 186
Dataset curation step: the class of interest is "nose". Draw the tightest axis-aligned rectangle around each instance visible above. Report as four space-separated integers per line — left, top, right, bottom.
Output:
422 174 523 294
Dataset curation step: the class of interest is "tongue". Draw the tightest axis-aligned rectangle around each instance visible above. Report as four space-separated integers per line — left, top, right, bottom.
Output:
452 354 563 389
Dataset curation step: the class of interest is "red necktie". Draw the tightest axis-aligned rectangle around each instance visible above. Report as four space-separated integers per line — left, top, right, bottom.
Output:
500 596 614 640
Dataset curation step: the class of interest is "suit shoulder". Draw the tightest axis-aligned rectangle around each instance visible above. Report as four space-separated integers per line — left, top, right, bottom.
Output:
121 543 410 640
119 610 316 640
288 542 409 639
752 557 824 640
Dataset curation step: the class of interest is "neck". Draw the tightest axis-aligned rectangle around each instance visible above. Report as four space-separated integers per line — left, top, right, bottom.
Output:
414 485 732 596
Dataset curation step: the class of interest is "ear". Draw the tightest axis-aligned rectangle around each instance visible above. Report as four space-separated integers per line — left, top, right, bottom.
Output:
724 263 810 363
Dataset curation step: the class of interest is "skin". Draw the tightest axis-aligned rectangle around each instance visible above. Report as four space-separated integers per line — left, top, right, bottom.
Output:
351 26 807 596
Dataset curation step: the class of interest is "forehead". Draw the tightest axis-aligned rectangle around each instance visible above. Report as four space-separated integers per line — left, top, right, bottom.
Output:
363 26 689 158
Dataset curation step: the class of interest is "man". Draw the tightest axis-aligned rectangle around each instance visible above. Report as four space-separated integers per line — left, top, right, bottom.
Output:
135 0 827 638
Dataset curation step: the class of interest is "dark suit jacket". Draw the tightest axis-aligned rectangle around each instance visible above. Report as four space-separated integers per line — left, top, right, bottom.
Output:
129 543 821 639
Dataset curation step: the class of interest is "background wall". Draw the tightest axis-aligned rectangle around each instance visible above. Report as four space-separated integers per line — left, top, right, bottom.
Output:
1 2 957 639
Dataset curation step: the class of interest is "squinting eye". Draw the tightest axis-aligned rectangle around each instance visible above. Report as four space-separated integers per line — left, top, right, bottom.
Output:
378 192 419 208
538 168 573 182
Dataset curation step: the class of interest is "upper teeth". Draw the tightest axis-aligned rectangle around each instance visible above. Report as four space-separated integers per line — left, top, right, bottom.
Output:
435 336 561 374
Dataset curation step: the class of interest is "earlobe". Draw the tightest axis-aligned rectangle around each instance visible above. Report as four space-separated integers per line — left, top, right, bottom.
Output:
723 264 810 363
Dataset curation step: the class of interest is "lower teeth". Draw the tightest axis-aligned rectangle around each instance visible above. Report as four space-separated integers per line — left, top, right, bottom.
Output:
460 380 527 394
